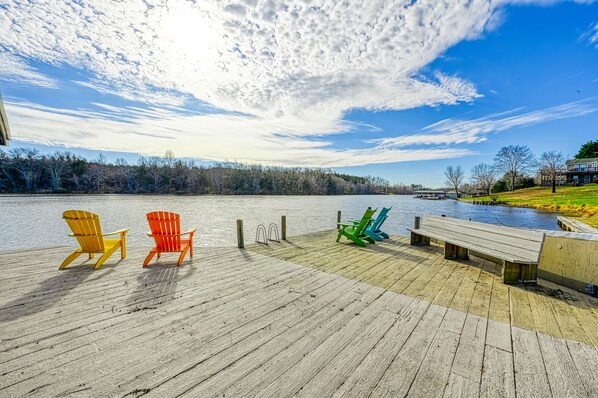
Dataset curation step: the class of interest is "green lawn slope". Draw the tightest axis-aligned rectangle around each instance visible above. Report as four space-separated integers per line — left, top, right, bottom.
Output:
461 184 598 228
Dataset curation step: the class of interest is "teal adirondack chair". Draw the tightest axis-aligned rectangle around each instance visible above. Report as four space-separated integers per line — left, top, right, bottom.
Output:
365 206 391 241
336 208 377 247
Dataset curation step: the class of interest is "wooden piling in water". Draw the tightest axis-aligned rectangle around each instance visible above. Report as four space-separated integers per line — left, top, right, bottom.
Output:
337 210 342 229
281 215 286 240
236 219 244 249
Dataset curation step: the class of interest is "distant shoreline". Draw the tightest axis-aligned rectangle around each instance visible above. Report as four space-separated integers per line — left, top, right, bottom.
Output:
0 192 400 197
460 185 598 228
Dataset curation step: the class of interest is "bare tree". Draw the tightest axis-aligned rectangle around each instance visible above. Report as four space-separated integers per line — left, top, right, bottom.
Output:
145 156 163 192
83 164 105 192
470 163 497 195
540 150 566 193
46 152 71 191
444 165 465 198
163 150 175 168
494 145 536 191
10 148 42 191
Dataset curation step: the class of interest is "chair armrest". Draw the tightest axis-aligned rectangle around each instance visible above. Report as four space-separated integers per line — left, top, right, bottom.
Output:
338 223 353 228
147 229 196 237
102 229 129 236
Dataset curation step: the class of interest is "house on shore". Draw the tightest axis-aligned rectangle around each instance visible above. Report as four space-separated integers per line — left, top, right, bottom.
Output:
565 158 598 185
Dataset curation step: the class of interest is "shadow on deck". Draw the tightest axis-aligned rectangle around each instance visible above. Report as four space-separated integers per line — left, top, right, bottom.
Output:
0 232 597 397
248 230 598 347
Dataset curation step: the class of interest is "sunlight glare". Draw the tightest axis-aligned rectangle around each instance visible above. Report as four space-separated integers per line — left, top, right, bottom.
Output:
159 9 220 62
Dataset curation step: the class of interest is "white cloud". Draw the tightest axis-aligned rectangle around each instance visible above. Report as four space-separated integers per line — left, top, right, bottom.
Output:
371 101 597 148
0 53 58 88
581 21 598 48
0 1 490 116
5 100 472 167
0 0 594 166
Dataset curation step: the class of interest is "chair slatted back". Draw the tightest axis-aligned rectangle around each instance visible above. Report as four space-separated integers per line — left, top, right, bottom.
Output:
63 210 104 252
371 206 391 230
355 208 377 235
147 211 182 251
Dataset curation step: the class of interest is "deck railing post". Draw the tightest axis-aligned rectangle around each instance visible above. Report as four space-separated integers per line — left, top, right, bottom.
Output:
281 215 287 240
414 216 421 229
236 219 244 249
337 210 342 229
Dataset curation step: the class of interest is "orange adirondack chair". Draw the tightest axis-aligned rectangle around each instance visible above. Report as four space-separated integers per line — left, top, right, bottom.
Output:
61 210 128 270
144 211 196 266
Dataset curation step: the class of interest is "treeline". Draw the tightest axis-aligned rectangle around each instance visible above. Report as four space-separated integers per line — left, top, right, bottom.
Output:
444 140 597 197
0 148 414 195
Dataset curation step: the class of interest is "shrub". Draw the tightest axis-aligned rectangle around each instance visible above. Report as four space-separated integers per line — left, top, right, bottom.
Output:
492 180 508 193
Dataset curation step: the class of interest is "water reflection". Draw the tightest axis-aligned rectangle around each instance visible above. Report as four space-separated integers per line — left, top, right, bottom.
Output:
0 194 559 250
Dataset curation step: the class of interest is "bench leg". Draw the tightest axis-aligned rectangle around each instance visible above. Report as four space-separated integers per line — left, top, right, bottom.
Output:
502 261 519 284
410 232 430 246
444 243 469 260
502 261 537 284
520 263 537 284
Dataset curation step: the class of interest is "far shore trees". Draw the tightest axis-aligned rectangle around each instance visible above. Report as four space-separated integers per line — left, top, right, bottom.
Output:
444 165 465 197
0 149 412 195
470 163 497 195
494 145 536 191
540 150 566 193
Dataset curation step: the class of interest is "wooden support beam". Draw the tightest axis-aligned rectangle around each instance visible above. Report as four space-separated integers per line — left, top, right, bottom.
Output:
444 242 468 260
502 261 520 284
502 261 538 284
410 216 430 246
520 263 538 284
337 211 342 230
281 216 287 241
236 219 244 249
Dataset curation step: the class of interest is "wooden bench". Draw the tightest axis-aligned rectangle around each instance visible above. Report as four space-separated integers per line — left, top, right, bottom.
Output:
408 215 545 284
556 216 598 234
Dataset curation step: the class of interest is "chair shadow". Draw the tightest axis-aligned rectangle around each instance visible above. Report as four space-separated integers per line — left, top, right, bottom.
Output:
125 259 196 312
0 259 117 322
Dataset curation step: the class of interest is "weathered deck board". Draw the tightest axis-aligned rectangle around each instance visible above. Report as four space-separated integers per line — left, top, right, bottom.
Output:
0 230 597 397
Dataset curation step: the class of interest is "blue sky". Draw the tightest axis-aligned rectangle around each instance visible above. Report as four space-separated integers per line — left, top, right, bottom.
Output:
0 0 597 187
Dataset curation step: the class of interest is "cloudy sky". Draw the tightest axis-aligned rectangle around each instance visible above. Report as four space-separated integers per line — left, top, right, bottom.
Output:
1 0 597 186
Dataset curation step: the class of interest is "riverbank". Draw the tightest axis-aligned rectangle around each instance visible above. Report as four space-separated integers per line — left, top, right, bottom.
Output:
461 185 598 228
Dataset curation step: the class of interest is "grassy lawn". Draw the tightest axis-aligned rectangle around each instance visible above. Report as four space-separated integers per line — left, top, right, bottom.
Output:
460 184 598 228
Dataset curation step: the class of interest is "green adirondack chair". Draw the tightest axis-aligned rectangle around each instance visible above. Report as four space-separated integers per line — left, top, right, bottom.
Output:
336 208 377 247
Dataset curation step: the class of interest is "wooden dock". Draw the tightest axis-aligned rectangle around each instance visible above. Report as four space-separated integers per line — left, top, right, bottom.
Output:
1 231 598 397
557 216 598 234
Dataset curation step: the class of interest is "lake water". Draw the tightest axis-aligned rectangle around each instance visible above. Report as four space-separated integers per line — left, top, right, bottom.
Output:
0 194 560 251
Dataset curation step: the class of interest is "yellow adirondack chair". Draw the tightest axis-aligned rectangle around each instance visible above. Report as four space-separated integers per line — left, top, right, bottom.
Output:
60 210 128 270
